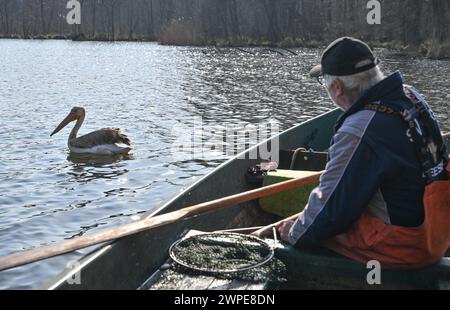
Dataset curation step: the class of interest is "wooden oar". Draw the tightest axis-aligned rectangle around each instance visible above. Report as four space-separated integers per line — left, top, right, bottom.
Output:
216 226 265 234
0 170 323 272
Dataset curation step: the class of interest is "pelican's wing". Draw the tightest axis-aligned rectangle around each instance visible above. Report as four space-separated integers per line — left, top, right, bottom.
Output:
71 128 131 148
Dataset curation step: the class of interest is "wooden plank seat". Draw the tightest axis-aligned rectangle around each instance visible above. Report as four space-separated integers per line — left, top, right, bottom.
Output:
260 169 319 218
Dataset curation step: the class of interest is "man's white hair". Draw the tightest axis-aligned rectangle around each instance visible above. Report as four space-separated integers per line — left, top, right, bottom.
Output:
324 65 385 100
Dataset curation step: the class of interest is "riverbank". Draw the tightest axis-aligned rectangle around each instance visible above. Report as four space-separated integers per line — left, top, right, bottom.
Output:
0 0 448 59
2 34 448 61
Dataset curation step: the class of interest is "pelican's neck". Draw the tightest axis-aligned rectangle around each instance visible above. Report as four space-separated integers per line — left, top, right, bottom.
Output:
69 112 85 141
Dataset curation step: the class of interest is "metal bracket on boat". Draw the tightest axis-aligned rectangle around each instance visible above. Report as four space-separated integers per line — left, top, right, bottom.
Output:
290 148 308 170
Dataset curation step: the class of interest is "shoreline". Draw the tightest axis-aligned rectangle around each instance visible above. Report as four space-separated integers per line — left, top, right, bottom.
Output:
1 34 446 60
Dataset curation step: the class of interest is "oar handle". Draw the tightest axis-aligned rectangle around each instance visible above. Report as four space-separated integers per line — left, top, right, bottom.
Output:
252 213 301 238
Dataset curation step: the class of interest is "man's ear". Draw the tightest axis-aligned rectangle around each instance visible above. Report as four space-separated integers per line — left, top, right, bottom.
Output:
333 79 345 98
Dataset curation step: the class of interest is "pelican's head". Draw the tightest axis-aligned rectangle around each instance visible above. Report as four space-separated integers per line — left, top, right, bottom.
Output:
50 107 85 136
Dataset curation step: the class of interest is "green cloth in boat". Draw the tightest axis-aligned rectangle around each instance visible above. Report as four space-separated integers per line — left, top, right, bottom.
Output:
260 170 319 218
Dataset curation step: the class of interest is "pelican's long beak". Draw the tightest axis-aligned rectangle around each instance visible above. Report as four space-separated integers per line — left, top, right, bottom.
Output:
50 113 78 136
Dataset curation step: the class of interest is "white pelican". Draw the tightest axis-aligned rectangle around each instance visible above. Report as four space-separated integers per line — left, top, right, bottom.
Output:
51 107 131 155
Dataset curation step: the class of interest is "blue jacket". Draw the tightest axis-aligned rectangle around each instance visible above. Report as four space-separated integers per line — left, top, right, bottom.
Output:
288 71 447 248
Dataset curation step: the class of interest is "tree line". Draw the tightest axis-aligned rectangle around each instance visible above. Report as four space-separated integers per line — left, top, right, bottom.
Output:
0 0 448 58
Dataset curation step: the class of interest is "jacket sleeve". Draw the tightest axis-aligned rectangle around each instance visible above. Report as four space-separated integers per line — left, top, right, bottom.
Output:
287 130 385 248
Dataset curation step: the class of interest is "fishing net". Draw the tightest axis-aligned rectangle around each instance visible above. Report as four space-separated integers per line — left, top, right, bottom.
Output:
169 232 275 274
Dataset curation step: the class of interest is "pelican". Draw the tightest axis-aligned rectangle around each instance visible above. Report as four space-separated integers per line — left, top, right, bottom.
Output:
50 107 131 155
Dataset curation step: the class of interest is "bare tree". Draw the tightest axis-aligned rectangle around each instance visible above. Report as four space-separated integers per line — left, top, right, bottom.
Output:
91 0 99 38
39 0 45 33
0 0 12 34
102 0 119 40
125 0 139 40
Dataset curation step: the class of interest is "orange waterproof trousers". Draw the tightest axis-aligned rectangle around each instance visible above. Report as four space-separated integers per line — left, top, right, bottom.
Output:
322 160 450 269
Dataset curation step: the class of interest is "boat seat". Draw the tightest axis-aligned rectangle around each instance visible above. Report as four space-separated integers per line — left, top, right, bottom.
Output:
259 169 319 217
275 244 450 290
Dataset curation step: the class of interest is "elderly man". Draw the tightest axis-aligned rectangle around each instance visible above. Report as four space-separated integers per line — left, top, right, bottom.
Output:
277 37 449 269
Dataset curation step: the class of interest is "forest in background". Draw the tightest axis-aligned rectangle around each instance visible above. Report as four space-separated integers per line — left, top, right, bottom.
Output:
0 0 449 59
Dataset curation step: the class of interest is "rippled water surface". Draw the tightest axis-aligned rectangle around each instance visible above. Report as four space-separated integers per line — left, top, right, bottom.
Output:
0 40 449 289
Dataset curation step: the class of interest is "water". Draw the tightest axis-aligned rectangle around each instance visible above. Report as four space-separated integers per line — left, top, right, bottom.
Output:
0 40 449 289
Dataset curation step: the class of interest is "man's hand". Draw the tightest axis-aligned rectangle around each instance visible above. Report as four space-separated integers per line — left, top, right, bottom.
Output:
276 220 295 242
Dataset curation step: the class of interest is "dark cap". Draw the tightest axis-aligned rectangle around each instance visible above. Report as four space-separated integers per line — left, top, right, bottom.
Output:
310 37 380 78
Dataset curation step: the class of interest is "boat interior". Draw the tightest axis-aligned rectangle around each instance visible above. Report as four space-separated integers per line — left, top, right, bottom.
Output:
139 145 450 290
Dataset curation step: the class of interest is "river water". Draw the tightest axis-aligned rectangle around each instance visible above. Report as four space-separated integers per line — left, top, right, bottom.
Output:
0 39 448 289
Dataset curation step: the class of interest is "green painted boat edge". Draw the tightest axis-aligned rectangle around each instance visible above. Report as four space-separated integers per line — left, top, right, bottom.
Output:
276 245 450 290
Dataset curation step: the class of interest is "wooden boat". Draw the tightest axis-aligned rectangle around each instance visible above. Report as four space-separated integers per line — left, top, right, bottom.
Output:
43 108 450 290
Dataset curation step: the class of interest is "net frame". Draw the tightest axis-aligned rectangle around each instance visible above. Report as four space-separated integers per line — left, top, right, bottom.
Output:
169 232 275 274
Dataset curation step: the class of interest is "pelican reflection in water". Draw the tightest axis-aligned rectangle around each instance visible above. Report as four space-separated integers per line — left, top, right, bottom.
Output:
51 107 132 155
